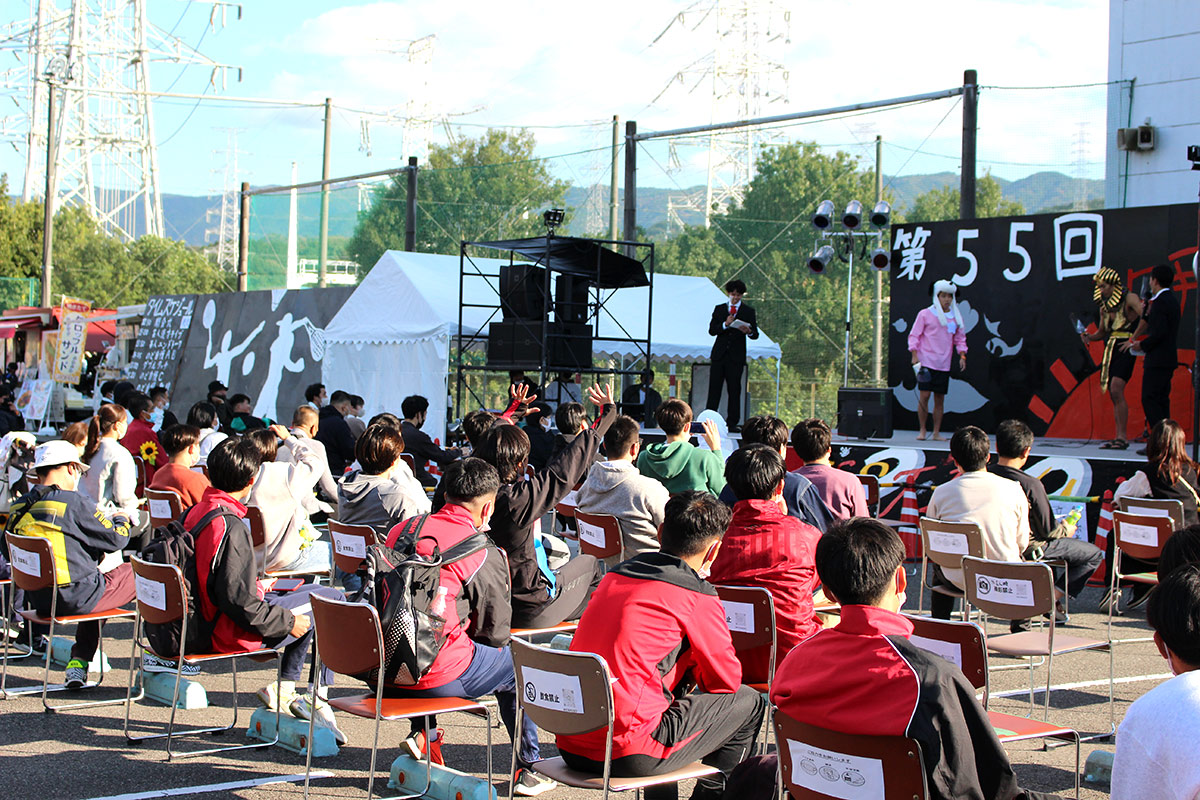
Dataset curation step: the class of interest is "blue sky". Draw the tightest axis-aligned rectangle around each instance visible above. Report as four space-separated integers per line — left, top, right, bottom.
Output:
1 0 1109 198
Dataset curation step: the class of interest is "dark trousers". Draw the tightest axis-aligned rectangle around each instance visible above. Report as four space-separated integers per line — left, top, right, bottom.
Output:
263 584 342 684
706 358 745 427
72 563 137 662
513 554 601 630
929 564 959 620
560 685 766 800
1142 365 1174 431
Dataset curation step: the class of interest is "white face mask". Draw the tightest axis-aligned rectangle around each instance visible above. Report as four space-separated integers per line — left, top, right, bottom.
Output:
540 416 551 431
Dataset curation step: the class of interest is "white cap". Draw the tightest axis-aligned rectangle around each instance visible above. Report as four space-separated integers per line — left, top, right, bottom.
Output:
34 440 88 472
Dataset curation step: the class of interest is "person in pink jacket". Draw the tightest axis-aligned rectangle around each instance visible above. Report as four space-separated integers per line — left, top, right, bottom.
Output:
908 280 967 440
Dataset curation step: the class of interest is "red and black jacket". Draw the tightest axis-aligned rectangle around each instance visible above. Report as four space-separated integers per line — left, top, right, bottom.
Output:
557 551 743 762
771 605 1026 800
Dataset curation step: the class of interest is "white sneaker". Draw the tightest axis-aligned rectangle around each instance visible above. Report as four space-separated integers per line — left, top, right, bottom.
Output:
142 653 201 676
289 693 348 745
256 683 299 711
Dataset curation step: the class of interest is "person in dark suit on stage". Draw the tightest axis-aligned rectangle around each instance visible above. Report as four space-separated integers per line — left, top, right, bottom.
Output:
707 279 758 432
620 370 662 428
1125 263 1180 438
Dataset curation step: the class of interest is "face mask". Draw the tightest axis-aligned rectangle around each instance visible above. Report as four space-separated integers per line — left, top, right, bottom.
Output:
541 417 551 431
149 407 165 428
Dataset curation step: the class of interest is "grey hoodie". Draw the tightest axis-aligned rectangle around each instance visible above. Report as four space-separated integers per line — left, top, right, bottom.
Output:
337 468 432 538
575 459 670 566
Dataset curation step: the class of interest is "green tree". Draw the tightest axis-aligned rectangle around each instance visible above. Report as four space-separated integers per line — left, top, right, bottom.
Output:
908 173 1025 222
347 129 570 271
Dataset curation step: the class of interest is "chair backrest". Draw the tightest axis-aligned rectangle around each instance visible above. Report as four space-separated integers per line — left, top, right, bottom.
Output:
191 464 208 477
130 555 187 625
327 518 377 575
774 711 928 800
310 591 385 677
857 473 880 515
715 584 776 684
524 463 536 479
4 532 56 591
398 452 416 472
962 556 1055 621
555 485 581 518
245 505 266 549
573 510 623 560
1116 496 1184 531
904 614 988 695
511 638 613 736
1112 511 1174 563
918 518 985 570
133 455 147 498
145 487 183 529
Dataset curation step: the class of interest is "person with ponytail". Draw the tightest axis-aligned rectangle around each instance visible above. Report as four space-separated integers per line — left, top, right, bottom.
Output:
80 404 144 541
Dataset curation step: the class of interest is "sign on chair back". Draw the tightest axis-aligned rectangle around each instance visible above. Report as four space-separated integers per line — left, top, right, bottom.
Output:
573 511 623 561
1115 496 1184 531
916 518 984 615
326 519 376 577
145 488 183 529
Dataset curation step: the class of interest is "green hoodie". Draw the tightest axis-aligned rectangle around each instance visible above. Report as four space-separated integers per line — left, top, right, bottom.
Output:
636 440 725 496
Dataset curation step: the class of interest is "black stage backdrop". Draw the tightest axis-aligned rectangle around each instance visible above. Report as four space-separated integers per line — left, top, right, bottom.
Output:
887 203 1197 440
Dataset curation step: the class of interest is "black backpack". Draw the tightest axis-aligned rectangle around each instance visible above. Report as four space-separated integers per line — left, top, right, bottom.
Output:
137 507 233 659
351 514 488 687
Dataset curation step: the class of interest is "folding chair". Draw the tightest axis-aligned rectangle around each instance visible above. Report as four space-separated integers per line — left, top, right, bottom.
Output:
510 638 720 800
133 455 148 499
399 452 416 472
1115 496 1184 531
714 585 776 692
327 519 376 581
905 614 1081 798
573 511 623 563
144 488 183 530
916 518 984 617
124 556 282 759
0 577 35 678
245 505 328 581
856 473 880 518
511 621 579 639
2 532 137 711
962 556 1114 738
774 711 927 800
1107 511 1172 642
302 592 492 800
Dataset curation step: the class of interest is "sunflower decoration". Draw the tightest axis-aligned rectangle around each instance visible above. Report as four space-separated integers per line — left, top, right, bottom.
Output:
139 439 160 465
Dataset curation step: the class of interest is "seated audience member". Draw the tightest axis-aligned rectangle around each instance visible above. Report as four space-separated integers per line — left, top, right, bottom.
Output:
382 458 552 797
7 441 133 689
636 399 725 495
82 404 143 531
1146 419 1200 527
207 380 232 429
709 444 821 680
989 419 1103 630
338 422 432 537
719 415 833 532
187 401 226 466
1159 525 1200 578
61 421 88 456
184 438 345 741
557 492 766 799
757 518 1055 800
462 408 503 452
228 393 267 433
148 386 178 431
790 418 868 519
549 401 587 461
401 395 463 487
243 427 331 575
475 383 615 629
148 424 211 507
523 402 555 472
926 425 1030 619
119 391 164 483
1111 565 1200 800
316 390 358 477
345 394 367 441
575 414 669 566
279 405 337 507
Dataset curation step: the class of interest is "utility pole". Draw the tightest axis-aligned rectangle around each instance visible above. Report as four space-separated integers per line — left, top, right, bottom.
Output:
318 97 332 287
40 79 56 307
609 115 620 244
237 182 249 292
873 134 883 386
960 69 978 220
623 120 637 255
404 156 418 251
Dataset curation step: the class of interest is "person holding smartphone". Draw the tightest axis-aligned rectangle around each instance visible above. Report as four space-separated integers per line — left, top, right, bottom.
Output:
637 399 726 496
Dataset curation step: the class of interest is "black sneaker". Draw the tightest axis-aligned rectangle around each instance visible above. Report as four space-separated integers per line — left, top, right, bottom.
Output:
514 768 557 797
1127 585 1152 609
1010 618 1033 633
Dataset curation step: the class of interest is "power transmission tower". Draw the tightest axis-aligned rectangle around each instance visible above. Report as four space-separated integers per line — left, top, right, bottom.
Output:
1 1 238 242
207 127 243 272
651 0 791 228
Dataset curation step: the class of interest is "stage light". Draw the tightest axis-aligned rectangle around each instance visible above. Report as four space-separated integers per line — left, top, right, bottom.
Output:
870 248 890 270
808 245 835 274
543 208 565 231
842 200 863 229
870 201 891 228
812 200 834 230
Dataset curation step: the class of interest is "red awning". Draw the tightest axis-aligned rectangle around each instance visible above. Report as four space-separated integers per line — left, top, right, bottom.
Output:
0 323 17 340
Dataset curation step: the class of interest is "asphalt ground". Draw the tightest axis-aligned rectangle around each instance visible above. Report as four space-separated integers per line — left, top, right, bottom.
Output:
0 577 1163 800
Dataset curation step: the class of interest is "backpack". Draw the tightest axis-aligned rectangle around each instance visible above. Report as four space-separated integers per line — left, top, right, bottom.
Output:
351 514 489 688
136 507 234 659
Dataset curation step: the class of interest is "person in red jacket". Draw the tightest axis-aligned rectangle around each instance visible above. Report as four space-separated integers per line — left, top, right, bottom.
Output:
557 491 766 800
708 443 821 682
119 391 164 484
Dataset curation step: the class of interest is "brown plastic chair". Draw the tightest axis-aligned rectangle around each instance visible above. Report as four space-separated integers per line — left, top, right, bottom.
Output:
905 614 1080 798
123 556 282 759
962 556 1113 737
856 473 880 517
1108 511 1172 643
133 455 148 499
511 621 580 639
1115 496 1184 531
0 577 35 683
917 518 984 616
510 638 719 800
573 511 623 562
301 592 492 800
144 487 183 529
245 505 329 581
327 519 376 578
1 532 137 711
774 711 927 800
714 585 776 692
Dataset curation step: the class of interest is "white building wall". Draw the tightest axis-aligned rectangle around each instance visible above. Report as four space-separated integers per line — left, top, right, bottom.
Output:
1106 0 1200 208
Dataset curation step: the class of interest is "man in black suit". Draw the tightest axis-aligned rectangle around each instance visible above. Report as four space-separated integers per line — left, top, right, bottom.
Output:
620 369 663 428
706 278 758 431
1130 263 1180 434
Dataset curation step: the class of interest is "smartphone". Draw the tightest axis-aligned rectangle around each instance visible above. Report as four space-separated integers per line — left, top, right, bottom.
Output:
689 422 706 434
271 578 305 592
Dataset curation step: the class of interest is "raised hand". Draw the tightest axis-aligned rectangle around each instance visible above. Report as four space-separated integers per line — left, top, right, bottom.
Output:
510 382 537 406
586 382 615 408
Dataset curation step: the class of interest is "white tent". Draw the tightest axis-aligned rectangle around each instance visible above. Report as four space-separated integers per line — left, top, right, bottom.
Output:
322 250 782 438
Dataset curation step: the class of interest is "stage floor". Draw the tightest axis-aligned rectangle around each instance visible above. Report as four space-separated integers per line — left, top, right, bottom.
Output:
832 429 1149 464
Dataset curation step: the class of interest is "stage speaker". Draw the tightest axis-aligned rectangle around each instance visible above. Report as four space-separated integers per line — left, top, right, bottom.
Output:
548 322 592 370
486 320 543 368
837 388 893 439
554 274 590 324
499 264 546 321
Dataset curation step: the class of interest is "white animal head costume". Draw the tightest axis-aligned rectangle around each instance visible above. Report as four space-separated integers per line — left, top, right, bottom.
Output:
931 280 965 333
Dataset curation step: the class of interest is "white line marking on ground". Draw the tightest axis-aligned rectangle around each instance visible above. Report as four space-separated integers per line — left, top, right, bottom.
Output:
81 772 333 800
993 673 1170 698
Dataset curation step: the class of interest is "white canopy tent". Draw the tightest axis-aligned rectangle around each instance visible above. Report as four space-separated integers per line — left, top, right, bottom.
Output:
322 250 782 438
